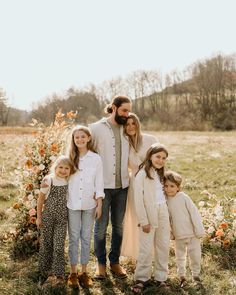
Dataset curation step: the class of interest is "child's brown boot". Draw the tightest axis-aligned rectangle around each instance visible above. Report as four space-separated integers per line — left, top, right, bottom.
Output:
67 273 79 288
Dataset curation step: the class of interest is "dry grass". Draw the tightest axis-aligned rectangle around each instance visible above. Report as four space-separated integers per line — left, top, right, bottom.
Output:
0 126 36 134
0 131 236 294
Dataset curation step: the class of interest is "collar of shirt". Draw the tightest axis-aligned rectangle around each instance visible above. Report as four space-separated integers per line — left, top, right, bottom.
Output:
79 150 94 160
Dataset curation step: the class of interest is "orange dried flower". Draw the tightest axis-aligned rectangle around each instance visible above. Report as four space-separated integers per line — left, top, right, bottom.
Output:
25 160 33 168
51 143 58 152
223 239 231 247
39 148 46 156
26 183 33 191
59 121 66 127
55 111 64 121
215 230 225 237
13 203 20 209
66 111 76 119
219 223 228 229
30 217 37 224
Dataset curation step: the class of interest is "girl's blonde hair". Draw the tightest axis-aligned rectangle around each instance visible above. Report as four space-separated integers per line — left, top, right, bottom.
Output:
68 125 95 169
124 113 142 152
164 170 182 188
50 155 75 176
137 144 168 181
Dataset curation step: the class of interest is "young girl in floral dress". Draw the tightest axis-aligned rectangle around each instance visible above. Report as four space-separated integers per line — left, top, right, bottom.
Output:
67 126 104 289
36 155 75 287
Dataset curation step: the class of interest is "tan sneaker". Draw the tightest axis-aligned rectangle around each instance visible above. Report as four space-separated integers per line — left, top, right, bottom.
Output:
94 263 107 279
110 263 127 279
78 272 93 288
67 273 79 288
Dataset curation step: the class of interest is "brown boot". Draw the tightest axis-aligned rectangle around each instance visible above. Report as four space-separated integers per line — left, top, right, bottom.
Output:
67 273 79 288
110 263 127 279
78 272 93 288
94 263 107 279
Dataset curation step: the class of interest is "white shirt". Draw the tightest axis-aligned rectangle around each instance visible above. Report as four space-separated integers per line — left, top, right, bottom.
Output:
154 172 166 205
67 151 105 210
40 174 68 199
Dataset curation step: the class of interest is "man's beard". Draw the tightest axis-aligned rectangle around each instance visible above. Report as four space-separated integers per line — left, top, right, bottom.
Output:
114 110 128 125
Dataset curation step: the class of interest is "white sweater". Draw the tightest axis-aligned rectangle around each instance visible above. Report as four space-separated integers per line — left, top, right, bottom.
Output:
134 168 164 228
167 191 205 240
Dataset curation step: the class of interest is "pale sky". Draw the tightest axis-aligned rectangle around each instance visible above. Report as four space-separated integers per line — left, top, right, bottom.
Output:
0 0 235 111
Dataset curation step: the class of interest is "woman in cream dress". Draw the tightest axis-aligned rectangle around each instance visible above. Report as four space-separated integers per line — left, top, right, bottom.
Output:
121 113 158 259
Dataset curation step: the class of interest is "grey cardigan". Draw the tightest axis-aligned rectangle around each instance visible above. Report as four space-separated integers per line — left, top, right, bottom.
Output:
89 118 129 189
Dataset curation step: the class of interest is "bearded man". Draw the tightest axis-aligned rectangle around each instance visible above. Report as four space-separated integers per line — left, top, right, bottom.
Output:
89 95 132 279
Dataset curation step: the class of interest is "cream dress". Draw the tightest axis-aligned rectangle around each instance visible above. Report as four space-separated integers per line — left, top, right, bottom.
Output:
121 133 158 259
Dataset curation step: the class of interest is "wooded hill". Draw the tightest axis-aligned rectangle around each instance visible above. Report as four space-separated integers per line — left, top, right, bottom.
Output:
1 53 236 130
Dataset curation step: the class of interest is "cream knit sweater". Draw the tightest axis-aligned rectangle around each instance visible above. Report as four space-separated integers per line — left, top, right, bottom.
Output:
167 191 205 240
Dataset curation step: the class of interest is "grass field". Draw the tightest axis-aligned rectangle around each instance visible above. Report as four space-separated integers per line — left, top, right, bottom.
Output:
0 130 236 294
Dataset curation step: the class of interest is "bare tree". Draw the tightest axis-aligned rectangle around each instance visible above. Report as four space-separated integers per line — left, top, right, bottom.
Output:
0 88 10 125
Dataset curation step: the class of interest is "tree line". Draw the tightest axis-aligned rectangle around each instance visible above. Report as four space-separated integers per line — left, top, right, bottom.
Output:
1 53 236 130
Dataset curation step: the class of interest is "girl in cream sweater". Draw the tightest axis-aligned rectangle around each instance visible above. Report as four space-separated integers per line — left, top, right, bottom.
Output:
131 144 170 293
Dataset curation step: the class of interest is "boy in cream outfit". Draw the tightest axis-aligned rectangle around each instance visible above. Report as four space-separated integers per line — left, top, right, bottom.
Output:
164 170 205 287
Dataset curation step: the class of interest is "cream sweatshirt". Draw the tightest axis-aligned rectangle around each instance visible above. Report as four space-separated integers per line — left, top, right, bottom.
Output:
167 191 205 240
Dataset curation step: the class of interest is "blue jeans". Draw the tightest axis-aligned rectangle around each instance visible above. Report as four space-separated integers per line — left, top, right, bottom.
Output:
68 208 95 265
94 187 128 265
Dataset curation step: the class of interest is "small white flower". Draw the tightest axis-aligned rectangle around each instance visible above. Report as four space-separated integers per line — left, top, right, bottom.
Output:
5 208 12 215
30 199 37 208
39 164 45 170
34 189 40 195
214 204 223 214
200 190 209 195
229 277 236 287
28 194 34 201
25 201 31 209
198 201 205 207
207 226 215 234
23 170 30 177
49 155 56 162
209 152 221 158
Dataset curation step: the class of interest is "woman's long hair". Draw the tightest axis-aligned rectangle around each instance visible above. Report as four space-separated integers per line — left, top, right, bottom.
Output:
124 113 142 152
136 144 168 181
68 125 95 170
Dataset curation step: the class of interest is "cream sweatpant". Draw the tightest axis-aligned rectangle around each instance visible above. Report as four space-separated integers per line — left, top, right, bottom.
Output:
174 237 201 277
134 203 170 282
